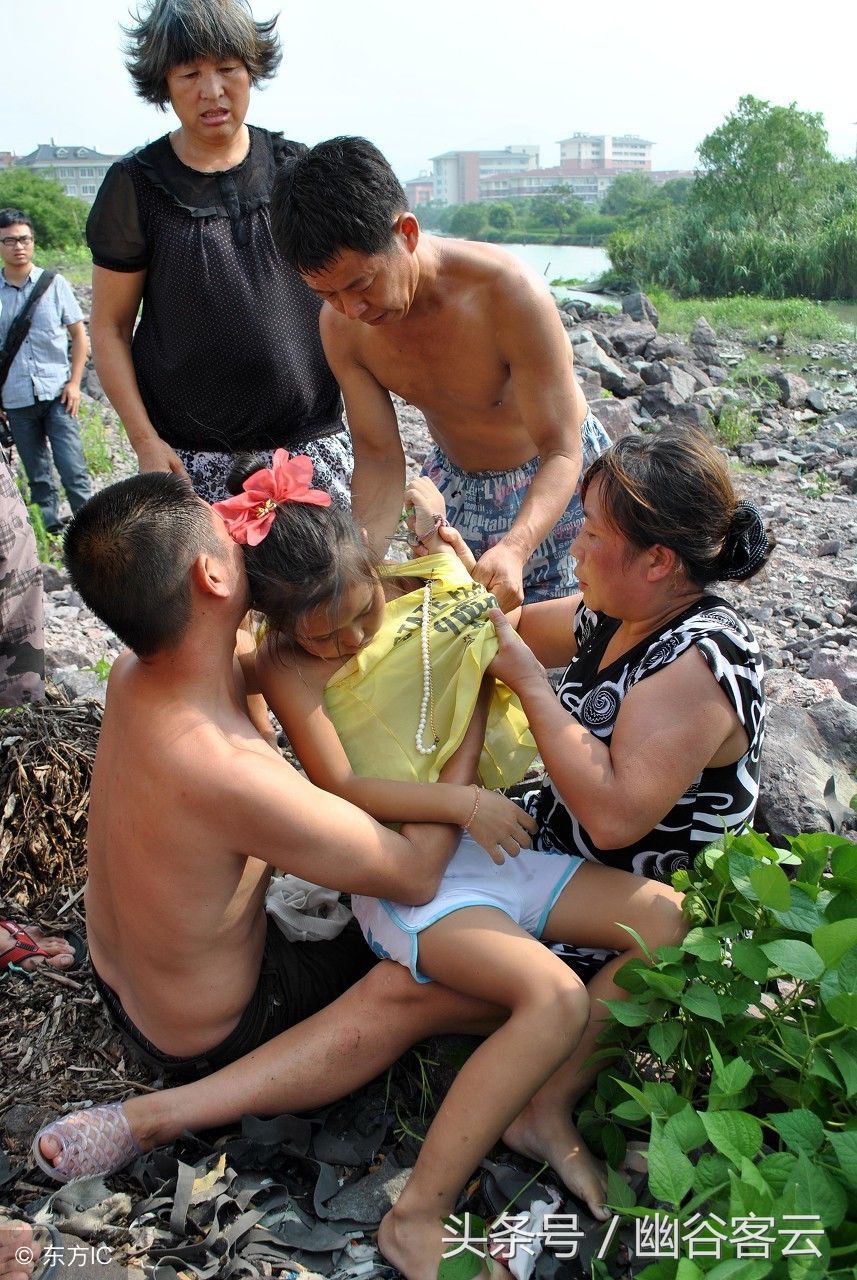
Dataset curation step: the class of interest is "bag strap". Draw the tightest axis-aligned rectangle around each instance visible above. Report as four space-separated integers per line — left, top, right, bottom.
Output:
0 269 57 392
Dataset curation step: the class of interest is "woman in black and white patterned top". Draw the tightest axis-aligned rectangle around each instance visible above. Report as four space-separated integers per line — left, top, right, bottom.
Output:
488 430 771 971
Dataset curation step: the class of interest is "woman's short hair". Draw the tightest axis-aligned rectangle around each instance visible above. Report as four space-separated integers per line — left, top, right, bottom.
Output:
124 0 281 107
582 430 773 586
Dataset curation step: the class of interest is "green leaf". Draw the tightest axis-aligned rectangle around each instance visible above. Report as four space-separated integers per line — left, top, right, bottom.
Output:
601 997 652 1026
828 1131 857 1193
829 1032 857 1094
648 1021 683 1062
711 1056 755 1097
730 938 771 980
703 1263 772 1280
643 1081 687 1119
674 1262 704 1280
606 1162 636 1209
825 888 857 923
700 1110 763 1162
770 885 828 934
760 939 825 980
789 832 836 885
439 1215 487 1279
647 1117 695 1206
793 1148 848 1230
613 1099 648 1122
664 1105 707 1154
638 968 686 1000
681 982 725 1023
767 1110 825 1156
830 841 857 886
812 919 857 969
757 1150 798 1193
749 862 793 910
682 927 723 961
692 1151 731 1196
820 950 857 1027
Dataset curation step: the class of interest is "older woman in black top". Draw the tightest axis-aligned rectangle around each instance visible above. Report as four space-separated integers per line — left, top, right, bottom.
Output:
87 0 349 503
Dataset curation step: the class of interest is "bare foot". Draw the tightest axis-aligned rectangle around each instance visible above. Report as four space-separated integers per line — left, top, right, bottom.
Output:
0 1221 39 1280
0 922 76 972
378 1205 512 1280
502 1106 610 1221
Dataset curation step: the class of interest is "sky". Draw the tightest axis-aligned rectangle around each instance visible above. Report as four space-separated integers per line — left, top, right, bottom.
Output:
2 0 855 180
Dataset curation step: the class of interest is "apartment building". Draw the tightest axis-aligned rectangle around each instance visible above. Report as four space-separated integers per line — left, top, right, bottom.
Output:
11 143 121 204
404 173 435 206
559 134 653 172
431 145 539 205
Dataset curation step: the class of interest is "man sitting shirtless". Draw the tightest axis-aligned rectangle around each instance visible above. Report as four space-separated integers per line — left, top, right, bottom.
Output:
32 473 532 1189
271 136 609 611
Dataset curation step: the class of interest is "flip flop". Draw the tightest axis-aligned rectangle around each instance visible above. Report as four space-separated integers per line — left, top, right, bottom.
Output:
31 1103 142 1185
0 920 86 974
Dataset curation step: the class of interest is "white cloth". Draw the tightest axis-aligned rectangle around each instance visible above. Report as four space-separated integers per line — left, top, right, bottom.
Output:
265 874 352 943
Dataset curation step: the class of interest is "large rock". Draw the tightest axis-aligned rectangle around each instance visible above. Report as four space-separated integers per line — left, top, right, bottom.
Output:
639 362 697 401
755 699 857 841
640 383 690 418
603 318 658 357
574 365 602 397
645 335 695 362
691 317 718 348
763 366 811 409
621 290 659 327
570 338 643 397
589 396 639 442
668 402 716 432
808 647 857 705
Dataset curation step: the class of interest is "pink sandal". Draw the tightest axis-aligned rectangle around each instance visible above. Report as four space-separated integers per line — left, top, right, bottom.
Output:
32 1103 142 1183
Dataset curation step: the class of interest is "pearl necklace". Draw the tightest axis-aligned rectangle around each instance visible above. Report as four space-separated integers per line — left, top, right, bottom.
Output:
415 580 439 756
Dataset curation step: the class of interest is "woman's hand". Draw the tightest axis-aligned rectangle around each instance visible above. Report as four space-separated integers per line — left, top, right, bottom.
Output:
488 608 549 692
466 786 538 865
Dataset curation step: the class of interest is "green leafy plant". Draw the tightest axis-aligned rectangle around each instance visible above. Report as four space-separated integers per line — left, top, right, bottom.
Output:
79 403 115 478
582 829 857 1277
716 403 757 448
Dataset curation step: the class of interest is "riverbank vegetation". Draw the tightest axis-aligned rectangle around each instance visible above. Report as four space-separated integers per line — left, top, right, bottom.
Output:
642 290 851 343
607 97 857 301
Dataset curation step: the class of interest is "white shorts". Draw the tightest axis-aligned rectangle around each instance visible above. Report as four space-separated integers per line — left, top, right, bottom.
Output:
351 833 582 982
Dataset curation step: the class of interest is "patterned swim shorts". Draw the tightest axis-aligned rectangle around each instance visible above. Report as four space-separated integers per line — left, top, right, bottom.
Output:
421 410 610 603
176 429 354 507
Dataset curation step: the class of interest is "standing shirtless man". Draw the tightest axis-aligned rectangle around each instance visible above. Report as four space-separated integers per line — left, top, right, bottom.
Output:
271 137 609 611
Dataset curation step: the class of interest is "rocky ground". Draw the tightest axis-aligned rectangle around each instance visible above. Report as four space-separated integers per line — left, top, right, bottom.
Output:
1 293 855 1277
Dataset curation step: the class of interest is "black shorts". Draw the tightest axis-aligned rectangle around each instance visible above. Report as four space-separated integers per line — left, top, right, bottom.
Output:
92 916 377 1081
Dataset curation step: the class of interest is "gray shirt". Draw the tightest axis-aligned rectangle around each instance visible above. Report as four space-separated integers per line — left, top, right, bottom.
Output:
0 267 83 408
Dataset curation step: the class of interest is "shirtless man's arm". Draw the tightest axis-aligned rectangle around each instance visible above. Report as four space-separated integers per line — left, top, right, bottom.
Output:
214 721 483 907
472 279 583 609
320 307 404 559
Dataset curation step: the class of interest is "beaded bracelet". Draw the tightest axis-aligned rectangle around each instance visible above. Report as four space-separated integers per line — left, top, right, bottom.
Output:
462 785 483 831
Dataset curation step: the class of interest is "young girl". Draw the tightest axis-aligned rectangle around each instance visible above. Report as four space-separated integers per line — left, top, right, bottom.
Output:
213 452 686 1280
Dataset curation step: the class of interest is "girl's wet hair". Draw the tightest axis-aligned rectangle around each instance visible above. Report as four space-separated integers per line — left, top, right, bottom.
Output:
581 430 774 586
124 0 281 107
226 454 377 653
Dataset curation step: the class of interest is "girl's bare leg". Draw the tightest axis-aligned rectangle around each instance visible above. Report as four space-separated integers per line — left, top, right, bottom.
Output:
503 866 687 1214
379 908 590 1280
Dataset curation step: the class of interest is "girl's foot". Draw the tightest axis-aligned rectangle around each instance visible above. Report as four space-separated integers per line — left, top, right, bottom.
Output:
378 1206 512 1280
502 1108 611 1221
34 1096 163 1183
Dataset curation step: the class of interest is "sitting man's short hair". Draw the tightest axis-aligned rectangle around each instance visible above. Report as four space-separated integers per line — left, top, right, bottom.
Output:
271 136 408 274
65 473 219 658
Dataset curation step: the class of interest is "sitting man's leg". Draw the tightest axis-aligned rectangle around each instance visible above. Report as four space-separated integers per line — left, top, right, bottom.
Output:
36 952 504 1182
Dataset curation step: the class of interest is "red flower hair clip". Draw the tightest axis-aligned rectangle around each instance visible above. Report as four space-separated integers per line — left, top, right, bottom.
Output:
211 450 332 546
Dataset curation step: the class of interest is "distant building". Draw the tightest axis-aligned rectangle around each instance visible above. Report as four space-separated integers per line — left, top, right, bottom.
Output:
431 146 539 205
11 143 122 204
480 166 618 207
404 173 435 206
559 133 653 172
